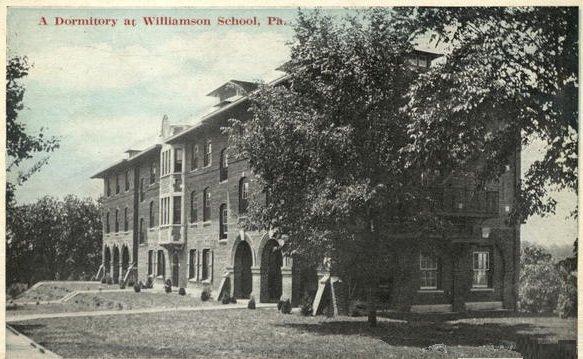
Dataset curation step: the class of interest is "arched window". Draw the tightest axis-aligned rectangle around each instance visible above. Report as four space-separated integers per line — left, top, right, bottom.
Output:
204 140 212 167
139 218 145 243
105 212 110 233
150 162 156 184
157 250 166 277
115 174 120 194
239 177 249 214
203 188 211 222
125 170 130 191
123 207 129 232
114 209 119 232
106 177 111 197
219 204 228 239
149 201 155 228
190 191 198 223
219 148 228 182
139 178 145 202
191 144 199 170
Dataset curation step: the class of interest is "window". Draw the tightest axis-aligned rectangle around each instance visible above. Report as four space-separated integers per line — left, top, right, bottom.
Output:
201 249 212 281
173 196 182 224
473 251 491 288
189 249 197 279
123 207 129 232
191 144 199 170
239 177 249 214
139 218 145 243
203 188 211 221
204 140 212 167
161 149 172 176
125 170 130 191
219 148 228 181
157 250 166 277
149 201 155 228
139 178 145 202
219 204 228 239
115 175 120 194
150 162 156 184
174 148 183 173
148 250 154 275
105 212 110 233
419 253 439 289
160 197 171 226
114 209 119 232
190 191 198 223
106 177 111 197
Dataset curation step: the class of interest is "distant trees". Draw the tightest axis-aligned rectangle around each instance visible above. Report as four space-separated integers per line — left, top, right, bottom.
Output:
6 195 102 286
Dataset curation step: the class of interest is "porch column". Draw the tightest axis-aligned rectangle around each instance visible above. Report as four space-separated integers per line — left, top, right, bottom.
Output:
251 266 261 300
280 256 293 301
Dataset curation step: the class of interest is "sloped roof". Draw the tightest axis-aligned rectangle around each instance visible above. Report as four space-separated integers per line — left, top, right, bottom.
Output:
206 79 258 97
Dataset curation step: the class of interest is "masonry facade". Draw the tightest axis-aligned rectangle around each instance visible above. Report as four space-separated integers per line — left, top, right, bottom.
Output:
92 54 520 312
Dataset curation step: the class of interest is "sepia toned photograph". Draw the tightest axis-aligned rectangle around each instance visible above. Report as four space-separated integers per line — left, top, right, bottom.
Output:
4 5 578 358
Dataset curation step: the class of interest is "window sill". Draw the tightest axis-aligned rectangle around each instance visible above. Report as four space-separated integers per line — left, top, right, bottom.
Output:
189 223 199 228
471 287 494 292
188 278 198 283
202 222 211 227
219 179 228 184
139 242 147 246
417 289 443 293
148 227 157 232
219 238 228 243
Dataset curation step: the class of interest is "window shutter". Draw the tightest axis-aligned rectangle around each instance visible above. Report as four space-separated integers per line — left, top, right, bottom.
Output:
210 250 214 283
196 250 201 281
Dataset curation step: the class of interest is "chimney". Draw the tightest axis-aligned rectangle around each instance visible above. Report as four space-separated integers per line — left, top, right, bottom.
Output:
125 150 141 158
160 114 170 138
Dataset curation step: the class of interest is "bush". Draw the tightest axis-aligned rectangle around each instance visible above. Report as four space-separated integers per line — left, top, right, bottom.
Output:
7 283 28 299
519 262 561 313
164 279 172 293
106 276 113 285
230 297 237 304
248 296 256 309
178 288 186 296
281 299 292 314
556 272 577 318
119 281 126 290
145 276 154 289
6 301 19 311
133 283 141 293
201 288 211 301
222 295 231 304
277 300 284 311
300 294 313 316
101 277 107 284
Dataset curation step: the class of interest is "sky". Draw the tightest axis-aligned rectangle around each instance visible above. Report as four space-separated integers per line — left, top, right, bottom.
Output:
6 7 578 248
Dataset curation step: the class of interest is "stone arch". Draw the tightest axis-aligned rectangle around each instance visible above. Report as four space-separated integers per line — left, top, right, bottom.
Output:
103 246 111 277
233 240 253 298
230 231 257 267
259 236 283 303
112 246 120 284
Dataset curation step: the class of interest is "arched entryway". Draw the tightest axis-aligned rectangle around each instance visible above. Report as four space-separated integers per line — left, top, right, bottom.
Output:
171 252 179 287
234 241 253 298
103 247 111 277
121 246 130 281
260 238 282 303
112 246 120 284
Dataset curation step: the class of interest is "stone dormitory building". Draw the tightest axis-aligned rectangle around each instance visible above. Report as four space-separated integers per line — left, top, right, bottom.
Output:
92 50 520 313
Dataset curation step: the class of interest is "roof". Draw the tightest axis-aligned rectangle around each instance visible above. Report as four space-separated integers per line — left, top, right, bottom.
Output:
206 79 258 97
91 144 162 179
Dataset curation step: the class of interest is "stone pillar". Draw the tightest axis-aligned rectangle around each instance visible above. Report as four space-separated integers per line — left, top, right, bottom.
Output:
281 266 293 302
119 259 124 284
251 266 261 301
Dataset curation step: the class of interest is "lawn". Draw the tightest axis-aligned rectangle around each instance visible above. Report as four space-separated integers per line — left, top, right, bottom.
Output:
11 309 572 358
8 290 211 317
14 281 121 302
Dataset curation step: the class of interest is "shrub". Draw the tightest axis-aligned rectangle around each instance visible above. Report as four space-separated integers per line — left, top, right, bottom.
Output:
119 282 126 290
101 277 107 284
164 279 172 293
133 283 141 293
281 299 292 314
178 288 186 296
556 272 577 318
145 276 154 289
230 297 237 304
519 262 561 313
6 301 18 311
300 294 313 316
201 289 211 302
277 300 284 311
248 296 256 309
106 276 113 285
222 295 231 304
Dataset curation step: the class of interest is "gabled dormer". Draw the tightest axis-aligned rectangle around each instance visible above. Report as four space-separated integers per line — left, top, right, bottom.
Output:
206 80 258 107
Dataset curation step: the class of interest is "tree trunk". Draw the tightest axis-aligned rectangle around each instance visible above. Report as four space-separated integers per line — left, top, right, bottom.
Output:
367 286 377 327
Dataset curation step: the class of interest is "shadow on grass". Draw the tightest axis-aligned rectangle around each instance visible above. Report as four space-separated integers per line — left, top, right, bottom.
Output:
280 312 554 349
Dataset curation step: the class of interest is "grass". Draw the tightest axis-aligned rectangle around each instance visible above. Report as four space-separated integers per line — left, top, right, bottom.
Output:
14 281 121 302
12 309 574 358
9 290 210 316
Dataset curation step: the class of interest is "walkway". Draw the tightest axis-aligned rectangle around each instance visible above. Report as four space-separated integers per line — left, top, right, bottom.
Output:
7 301 277 322
6 325 61 359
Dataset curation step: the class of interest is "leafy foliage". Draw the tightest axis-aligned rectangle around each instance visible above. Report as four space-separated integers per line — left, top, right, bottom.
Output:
402 7 577 222
518 244 561 313
6 195 102 286
6 56 59 208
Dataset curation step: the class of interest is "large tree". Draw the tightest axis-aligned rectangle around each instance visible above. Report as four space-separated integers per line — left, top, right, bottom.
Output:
6 56 59 209
402 7 577 222
229 9 439 325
